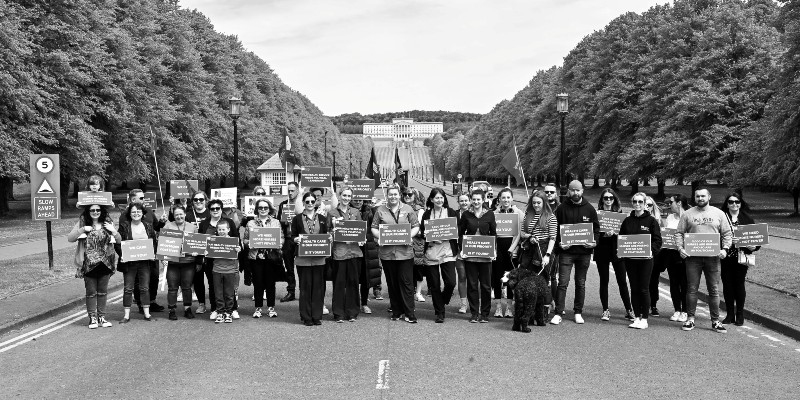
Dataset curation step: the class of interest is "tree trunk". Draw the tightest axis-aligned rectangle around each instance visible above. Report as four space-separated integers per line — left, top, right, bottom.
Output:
676 176 684 186
690 180 701 206
792 187 799 217
656 178 666 200
119 180 129 190
610 176 618 191
0 177 10 215
629 179 639 196
60 174 71 209
642 178 650 186
205 179 211 194
4 176 14 201
591 175 600 189
72 179 79 197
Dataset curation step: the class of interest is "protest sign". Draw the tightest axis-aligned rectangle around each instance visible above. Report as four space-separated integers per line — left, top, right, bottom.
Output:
733 223 769 247
156 229 183 261
77 192 114 207
269 186 282 196
243 196 275 217
281 204 296 224
211 187 238 209
424 217 458 242
462 235 496 258
560 223 595 246
379 223 412 246
661 228 678 250
298 234 332 256
121 239 155 262
142 192 157 209
495 213 520 237
598 211 626 234
617 234 652 258
206 236 240 259
349 179 375 200
334 220 367 242
249 227 282 249
684 233 720 257
182 232 210 255
170 180 199 199
300 167 332 188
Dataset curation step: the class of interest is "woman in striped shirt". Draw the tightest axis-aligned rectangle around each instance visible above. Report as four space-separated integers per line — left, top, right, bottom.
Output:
519 190 558 313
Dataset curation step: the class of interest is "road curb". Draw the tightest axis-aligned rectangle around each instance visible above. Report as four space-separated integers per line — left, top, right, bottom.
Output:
0 281 124 337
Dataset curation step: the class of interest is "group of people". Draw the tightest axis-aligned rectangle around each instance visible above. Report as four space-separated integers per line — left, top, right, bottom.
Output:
69 175 759 333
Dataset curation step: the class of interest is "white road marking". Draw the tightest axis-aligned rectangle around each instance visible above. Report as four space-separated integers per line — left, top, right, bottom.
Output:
761 334 781 342
375 359 390 389
795 349 800 353
741 326 753 330
747 335 759 339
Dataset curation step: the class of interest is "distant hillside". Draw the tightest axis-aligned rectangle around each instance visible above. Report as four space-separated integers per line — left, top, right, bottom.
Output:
330 110 482 135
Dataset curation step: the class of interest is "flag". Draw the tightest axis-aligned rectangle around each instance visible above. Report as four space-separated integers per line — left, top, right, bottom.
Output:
501 145 525 186
394 147 403 171
280 126 299 165
365 147 381 187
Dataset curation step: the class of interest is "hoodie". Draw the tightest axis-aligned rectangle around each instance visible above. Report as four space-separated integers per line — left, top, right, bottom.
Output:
554 197 600 255
619 210 662 257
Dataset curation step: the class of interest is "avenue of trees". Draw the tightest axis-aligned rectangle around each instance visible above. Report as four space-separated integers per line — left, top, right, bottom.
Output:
330 111 482 135
1 0 369 214
428 0 800 212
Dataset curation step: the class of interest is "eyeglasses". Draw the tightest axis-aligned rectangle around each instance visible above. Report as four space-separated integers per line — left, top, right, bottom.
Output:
632 200 645 204
403 193 414 197
254 192 266 196
304 200 315 204
257 206 270 210
209 207 221 211
544 191 556 194
727 200 741 205
89 209 102 213
192 198 205 202
664 201 674 205
602 196 614 200
646 203 654 207
136 197 144 201
130 211 143 215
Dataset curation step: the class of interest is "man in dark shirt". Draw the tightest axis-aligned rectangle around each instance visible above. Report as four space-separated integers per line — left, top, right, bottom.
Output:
276 182 299 302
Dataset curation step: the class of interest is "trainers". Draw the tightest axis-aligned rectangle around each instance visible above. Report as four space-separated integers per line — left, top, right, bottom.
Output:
574 314 584 324
678 312 688 322
504 307 513 318
88 316 99 329
268 307 277 318
624 310 635 321
231 310 240 319
322 305 330 315
639 319 649 329
550 315 562 325
373 290 384 300
494 306 503 318
184 308 195 319
405 316 418 324
253 308 262 318
99 316 112 328
196 304 207 314
214 313 224 323
629 317 641 329
479 316 489 323
458 304 468 314
650 307 660 317
280 292 295 302
712 321 727 333
209 310 219 321
682 320 695 331
361 305 372 314
224 313 233 323
168 309 178 320
670 311 681 321
469 314 479 323
149 302 165 312
415 293 426 302
601 310 611 321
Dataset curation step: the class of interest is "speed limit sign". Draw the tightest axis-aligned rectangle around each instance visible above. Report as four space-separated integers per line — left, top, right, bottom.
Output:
36 156 55 174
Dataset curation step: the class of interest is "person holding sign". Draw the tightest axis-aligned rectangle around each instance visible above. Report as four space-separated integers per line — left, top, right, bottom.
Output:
327 186 365 322
419 188 460 323
243 198 283 319
68 201 121 329
185 190 210 225
292 192 331 326
594 188 633 322
453 194 471 313
371 184 420 323
720 193 760 326
162 205 199 320
551 180 600 326
519 190 558 313
619 192 662 330
118 203 159 323
458 189 497 323
644 196 665 318
210 220 242 324
676 187 733 333
197 199 240 321
660 194 689 323
491 188 523 319
277 182 300 303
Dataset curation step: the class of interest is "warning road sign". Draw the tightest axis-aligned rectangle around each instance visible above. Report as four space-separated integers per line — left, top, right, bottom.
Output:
30 154 60 221
37 178 54 194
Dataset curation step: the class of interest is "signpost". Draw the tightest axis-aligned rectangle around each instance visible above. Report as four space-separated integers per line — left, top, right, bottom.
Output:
733 223 769 247
170 180 199 199
300 167 332 188
349 179 375 200
661 228 678 250
30 154 60 270
378 224 412 246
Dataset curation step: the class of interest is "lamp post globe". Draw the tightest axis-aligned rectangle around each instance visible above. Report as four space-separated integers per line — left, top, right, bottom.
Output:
556 93 569 204
229 96 243 189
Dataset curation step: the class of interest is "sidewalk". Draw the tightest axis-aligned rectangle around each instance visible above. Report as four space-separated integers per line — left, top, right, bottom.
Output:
0 235 71 260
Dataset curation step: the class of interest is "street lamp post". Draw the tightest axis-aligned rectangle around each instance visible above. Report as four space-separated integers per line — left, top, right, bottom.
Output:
324 131 328 164
229 97 243 188
467 142 473 183
556 93 569 204
333 150 337 181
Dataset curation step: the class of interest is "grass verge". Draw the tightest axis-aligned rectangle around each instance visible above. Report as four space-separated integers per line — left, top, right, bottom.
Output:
747 248 800 297
0 247 75 299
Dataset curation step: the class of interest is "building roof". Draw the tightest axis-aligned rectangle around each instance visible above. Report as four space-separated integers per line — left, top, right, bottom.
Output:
256 153 284 172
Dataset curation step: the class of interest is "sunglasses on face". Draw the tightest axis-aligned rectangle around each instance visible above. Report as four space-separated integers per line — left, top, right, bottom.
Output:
727 200 741 204
403 193 414 197
254 192 266 196
602 196 614 200
130 211 143 215
209 207 221 211
664 201 674 205
646 203 654 207
304 200 315 205
544 191 555 194
257 206 270 211
632 200 645 204
193 198 205 202
89 209 102 213
136 197 144 201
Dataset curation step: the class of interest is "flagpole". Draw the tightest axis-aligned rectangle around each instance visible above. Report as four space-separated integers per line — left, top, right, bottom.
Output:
513 137 529 198
149 125 166 213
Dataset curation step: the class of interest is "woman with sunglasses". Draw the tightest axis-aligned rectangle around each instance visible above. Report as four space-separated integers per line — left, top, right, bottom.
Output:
419 187 460 323
520 190 557 315
645 195 665 317
402 188 428 303
459 189 497 323
243 198 283 319
68 202 121 329
242 186 268 289
619 192 662 329
661 194 689 322
491 188 523 318
595 188 633 321
162 205 199 320
293 192 330 325
720 193 759 326
371 184 421 323
327 186 365 322
185 190 210 224
197 199 239 321
453 193 471 313
118 203 159 323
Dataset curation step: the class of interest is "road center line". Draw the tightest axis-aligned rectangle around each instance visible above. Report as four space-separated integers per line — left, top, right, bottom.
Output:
375 359 390 389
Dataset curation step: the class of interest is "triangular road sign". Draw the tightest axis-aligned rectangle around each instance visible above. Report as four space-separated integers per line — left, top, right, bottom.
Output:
37 178 54 194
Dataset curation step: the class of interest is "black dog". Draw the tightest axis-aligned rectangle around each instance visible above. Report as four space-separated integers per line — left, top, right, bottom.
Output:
503 268 548 332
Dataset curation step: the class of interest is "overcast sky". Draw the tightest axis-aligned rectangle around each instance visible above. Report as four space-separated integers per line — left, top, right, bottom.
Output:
181 0 670 116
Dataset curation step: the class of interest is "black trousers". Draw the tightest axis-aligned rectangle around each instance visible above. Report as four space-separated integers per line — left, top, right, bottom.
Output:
359 257 370 306
283 241 297 293
193 260 216 310
383 259 415 319
252 258 280 308
491 250 513 299
426 261 457 317
297 265 325 323
721 256 748 315
625 259 653 319
595 253 632 311
134 262 159 305
465 260 492 317
662 249 687 312
332 258 361 319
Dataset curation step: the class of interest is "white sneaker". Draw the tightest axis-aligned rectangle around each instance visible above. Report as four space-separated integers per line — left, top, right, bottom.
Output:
415 293 426 302
574 314 585 324
268 307 277 318
88 316 99 329
639 319 649 329
209 310 218 320
253 308 262 318
361 305 372 314
99 316 112 328
601 310 611 321
678 312 688 322
458 304 468 314
494 305 503 318
670 311 681 321
231 310 240 319
322 305 330 315
550 315 562 325
504 307 513 318
629 317 641 329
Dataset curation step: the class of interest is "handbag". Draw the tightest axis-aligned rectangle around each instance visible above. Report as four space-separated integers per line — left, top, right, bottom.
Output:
738 249 755 268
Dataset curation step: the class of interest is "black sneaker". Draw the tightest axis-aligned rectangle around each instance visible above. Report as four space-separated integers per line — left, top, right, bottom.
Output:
682 320 695 331
168 309 178 320
391 314 402 321
469 314 478 323
404 315 418 324
149 302 165 312
650 307 660 317
280 292 296 302
624 310 635 321
184 308 195 319
712 321 727 334
479 316 489 323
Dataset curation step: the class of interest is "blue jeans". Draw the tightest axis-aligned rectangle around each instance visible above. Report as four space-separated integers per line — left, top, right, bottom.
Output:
123 262 151 308
84 274 111 318
685 256 721 321
213 272 238 314
556 254 592 314
167 262 195 308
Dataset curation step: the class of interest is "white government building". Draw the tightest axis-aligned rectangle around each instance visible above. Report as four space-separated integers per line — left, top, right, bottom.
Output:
363 118 442 147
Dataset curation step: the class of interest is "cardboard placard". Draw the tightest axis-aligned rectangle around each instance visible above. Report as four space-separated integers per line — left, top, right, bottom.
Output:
182 232 210 255
598 211 626 234
462 235 496 258
300 166 332 188
349 179 376 200
661 227 678 250
733 223 769 247
281 204 296 224
156 229 183 261
333 220 367 242
424 217 458 242
206 236 240 259
170 180 199 199
684 233 720 257
269 186 283 195
121 239 155 262
495 213 520 237
617 234 652 258
249 227 282 249
77 191 114 207
560 223 595 246
211 187 238 209
298 234 332 256
243 196 275 217
142 192 158 209
379 223 412 246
